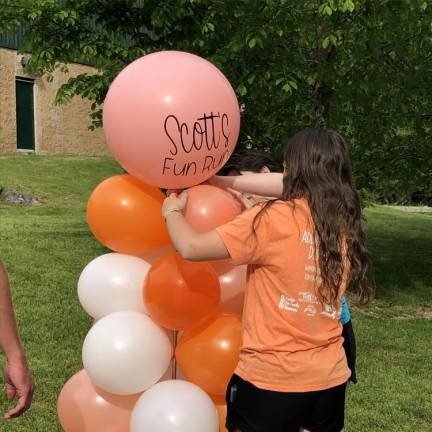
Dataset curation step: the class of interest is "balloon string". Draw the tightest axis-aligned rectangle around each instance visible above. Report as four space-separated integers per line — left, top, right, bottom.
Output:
172 331 178 379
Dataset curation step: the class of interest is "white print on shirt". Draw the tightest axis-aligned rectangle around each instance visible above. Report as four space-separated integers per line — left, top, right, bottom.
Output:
278 294 339 320
276 230 338 320
302 230 316 260
302 230 314 245
304 305 317 317
320 303 337 319
278 295 299 312
298 291 319 304
303 230 318 260
307 246 319 260
302 230 319 273
304 273 323 283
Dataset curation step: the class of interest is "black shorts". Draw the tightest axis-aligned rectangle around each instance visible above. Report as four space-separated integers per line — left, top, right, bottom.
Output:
226 374 346 432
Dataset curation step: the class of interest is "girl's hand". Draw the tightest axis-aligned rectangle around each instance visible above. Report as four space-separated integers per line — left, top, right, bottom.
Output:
4 355 35 419
162 190 188 219
227 188 255 209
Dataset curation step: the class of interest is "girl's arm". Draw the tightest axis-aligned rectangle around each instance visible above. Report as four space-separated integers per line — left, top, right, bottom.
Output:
210 173 283 197
0 261 35 419
0 263 25 360
162 192 229 261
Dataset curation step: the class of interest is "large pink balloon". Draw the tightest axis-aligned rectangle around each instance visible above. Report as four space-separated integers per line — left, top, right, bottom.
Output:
57 370 140 432
103 51 240 189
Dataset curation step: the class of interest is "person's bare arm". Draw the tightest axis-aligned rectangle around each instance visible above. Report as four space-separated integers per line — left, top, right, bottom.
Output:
0 261 35 419
210 173 283 197
162 192 230 261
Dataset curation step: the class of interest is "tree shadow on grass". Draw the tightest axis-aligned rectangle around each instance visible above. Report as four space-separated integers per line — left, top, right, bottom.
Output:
364 209 432 305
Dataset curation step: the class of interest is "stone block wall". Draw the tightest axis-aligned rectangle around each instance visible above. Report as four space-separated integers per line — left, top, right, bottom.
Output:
0 47 110 155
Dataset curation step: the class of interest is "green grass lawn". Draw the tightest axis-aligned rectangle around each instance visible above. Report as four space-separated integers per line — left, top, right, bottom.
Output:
0 155 431 431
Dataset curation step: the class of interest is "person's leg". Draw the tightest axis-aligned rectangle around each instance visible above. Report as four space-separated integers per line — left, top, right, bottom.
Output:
302 382 347 432
342 320 357 384
225 374 301 432
301 430 344 432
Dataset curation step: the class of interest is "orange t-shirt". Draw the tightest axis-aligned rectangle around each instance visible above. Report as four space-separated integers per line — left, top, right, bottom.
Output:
216 199 351 392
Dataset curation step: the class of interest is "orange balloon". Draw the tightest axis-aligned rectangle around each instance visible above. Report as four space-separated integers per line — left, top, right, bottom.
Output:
57 370 140 432
175 314 242 395
144 252 220 330
138 245 175 264
219 265 247 316
211 394 226 405
87 174 170 254
184 185 242 232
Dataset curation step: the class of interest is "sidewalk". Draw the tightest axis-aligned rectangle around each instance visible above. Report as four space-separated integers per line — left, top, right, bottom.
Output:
385 205 432 213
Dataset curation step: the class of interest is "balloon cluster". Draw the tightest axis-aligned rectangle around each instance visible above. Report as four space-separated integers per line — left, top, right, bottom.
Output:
57 51 246 432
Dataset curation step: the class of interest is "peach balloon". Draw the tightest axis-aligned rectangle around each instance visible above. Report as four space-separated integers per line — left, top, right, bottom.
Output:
215 402 228 432
103 51 240 189
87 174 171 254
210 259 235 276
211 393 229 432
57 370 140 432
144 253 220 331
184 184 242 232
176 314 242 395
219 265 247 316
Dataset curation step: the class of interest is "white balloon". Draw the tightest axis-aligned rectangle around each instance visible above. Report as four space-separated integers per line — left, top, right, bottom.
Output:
82 311 172 395
78 253 150 319
131 380 219 432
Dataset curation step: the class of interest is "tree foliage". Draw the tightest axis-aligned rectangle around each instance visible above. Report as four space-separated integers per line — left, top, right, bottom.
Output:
1 0 431 203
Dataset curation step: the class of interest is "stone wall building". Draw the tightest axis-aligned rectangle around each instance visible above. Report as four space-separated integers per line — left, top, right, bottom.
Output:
0 33 109 155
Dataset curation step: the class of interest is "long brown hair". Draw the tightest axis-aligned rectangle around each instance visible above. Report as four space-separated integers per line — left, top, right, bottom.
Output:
254 128 373 305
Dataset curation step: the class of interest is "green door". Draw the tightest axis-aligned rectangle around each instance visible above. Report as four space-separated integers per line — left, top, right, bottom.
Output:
16 78 35 151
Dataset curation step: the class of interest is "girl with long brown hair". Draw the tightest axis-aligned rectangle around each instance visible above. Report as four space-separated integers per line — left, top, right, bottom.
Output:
162 128 373 432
